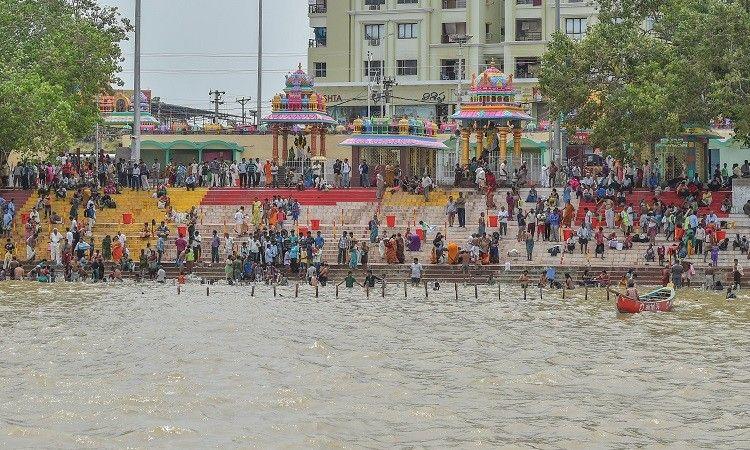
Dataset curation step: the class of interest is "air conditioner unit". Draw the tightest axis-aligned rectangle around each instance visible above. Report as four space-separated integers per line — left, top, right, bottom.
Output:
368 38 381 46
368 3 381 9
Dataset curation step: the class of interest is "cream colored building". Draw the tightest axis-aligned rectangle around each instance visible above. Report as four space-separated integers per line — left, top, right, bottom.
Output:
307 0 596 124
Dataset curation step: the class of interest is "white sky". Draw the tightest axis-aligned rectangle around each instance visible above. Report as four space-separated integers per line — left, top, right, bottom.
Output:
101 0 309 118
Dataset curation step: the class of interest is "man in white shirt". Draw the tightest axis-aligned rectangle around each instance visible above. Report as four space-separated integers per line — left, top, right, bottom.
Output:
421 175 432 202
234 207 245 234
341 158 351 188
50 228 62 265
409 257 423 286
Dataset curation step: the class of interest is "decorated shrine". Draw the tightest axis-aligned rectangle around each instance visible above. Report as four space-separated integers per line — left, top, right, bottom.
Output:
451 62 532 166
262 64 337 162
339 117 448 186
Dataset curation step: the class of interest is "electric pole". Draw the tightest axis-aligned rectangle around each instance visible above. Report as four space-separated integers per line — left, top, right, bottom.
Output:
450 34 473 112
382 77 397 117
132 0 142 162
256 0 263 125
366 50 372 118
236 97 252 124
554 0 563 166
209 90 225 124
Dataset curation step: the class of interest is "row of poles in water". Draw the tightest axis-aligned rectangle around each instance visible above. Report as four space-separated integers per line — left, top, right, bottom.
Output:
180 280 601 302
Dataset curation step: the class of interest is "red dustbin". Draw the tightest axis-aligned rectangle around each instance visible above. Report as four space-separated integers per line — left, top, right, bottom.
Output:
488 215 498 228
21 213 29 224
310 219 320 230
416 229 425 241
716 230 727 241
122 212 134 225
177 224 188 237
386 215 396 227
563 228 573 241
298 226 308 235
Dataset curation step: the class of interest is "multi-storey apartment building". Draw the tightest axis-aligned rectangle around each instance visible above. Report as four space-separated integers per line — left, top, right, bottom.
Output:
306 0 596 124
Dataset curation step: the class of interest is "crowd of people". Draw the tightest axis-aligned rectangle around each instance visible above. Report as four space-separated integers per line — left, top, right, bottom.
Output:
1 150 749 289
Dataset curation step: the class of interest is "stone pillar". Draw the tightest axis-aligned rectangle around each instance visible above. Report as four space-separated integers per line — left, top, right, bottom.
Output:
460 127 470 166
281 128 289 162
513 127 522 163
310 125 318 157
272 126 279 162
498 126 509 161
475 127 484 160
320 127 326 157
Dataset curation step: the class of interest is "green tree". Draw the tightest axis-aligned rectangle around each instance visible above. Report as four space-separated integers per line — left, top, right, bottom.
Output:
539 0 750 152
0 0 130 164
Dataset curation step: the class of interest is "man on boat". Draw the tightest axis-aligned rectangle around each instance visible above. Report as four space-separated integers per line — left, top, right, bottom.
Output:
626 280 639 301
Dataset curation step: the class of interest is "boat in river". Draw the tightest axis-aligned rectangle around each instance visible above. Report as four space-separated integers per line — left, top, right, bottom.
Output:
615 285 675 313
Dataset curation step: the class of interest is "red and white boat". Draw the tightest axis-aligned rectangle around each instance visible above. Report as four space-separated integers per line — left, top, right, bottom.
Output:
615 285 675 313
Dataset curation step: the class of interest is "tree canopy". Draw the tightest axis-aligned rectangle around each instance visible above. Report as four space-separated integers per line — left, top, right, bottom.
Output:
539 0 750 153
0 0 130 165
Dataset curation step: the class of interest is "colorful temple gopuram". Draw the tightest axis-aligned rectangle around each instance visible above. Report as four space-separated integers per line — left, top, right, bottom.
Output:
262 64 337 162
340 117 447 186
452 62 532 166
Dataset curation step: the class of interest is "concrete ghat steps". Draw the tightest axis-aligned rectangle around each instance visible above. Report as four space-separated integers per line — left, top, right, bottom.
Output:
50 262 748 288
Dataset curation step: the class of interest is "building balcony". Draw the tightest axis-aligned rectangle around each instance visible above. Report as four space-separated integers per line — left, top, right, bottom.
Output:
442 0 467 8
308 3 327 14
515 31 542 41
308 39 327 48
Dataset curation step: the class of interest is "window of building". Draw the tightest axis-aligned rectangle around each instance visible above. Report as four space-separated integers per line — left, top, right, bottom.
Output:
364 0 384 9
441 22 467 43
565 18 587 39
310 27 327 47
396 59 418 76
398 23 418 39
442 0 466 8
515 57 541 79
440 59 465 80
364 23 384 41
364 60 384 79
516 19 542 41
314 62 327 78
397 0 418 3
517 0 542 5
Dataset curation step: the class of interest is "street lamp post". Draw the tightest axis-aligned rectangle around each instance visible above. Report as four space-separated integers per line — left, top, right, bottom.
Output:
450 34 473 112
132 0 142 162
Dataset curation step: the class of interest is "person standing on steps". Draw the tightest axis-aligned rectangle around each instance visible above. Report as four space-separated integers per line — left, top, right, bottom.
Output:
455 192 466 228
338 231 350 265
498 205 508 236
446 196 457 227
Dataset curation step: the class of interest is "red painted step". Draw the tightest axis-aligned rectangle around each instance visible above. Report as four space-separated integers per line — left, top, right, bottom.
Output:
200 188 377 206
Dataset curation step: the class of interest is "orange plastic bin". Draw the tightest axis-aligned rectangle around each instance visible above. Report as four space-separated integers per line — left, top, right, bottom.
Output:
310 219 320 230
122 212 134 225
416 229 425 241
563 228 573 241
21 213 29 224
298 226 308 235
488 215 498 228
386 215 396 228
177 224 188 237
716 230 727 241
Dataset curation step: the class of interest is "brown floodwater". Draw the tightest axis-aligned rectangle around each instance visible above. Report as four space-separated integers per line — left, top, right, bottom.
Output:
0 281 748 448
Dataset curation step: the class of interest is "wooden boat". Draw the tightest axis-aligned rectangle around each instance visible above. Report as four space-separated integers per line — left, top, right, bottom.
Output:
614 285 675 313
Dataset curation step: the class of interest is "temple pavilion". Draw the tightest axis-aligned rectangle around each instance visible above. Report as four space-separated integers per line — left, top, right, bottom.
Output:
451 62 533 168
339 117 448 186
262 64 337 163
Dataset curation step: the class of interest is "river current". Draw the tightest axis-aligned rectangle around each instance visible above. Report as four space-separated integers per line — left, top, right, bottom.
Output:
0 281 748 448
